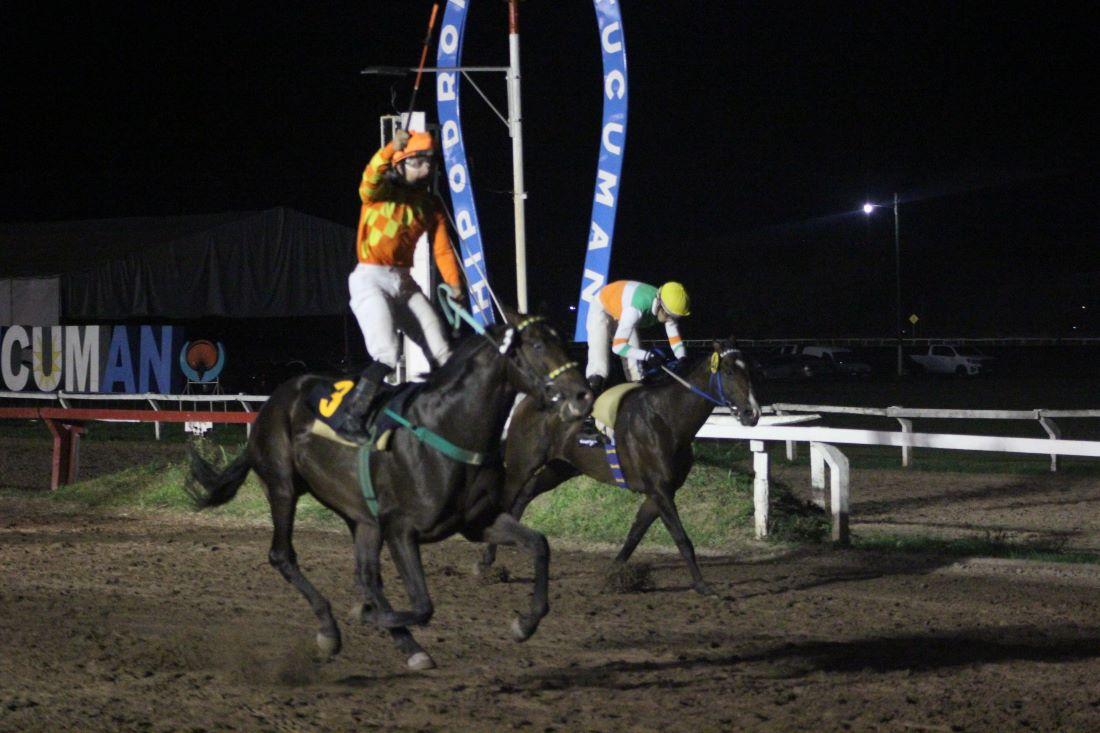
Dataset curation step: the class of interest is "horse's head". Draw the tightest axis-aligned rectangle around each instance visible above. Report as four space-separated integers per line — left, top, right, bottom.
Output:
710 338 761 426
497 310 593 422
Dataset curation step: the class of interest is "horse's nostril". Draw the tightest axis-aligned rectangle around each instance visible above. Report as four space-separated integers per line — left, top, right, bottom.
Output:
579 390 593 403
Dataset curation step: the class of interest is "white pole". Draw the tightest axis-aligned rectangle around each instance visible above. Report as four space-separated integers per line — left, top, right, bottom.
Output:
507 0 529 312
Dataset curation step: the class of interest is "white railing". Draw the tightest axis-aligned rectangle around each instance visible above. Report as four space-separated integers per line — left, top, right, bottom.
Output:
696 417 1100 545
767 403 1100 472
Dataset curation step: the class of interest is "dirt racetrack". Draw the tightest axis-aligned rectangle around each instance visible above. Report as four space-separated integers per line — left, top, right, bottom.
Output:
4 429 1100 731
5 475 1100 732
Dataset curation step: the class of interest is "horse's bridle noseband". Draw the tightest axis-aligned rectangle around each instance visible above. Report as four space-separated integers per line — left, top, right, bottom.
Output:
438 290 581 404
503 316 580 405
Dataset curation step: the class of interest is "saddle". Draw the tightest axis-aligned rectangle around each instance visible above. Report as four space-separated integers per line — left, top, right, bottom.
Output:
308 378 425 450
589 382 642 443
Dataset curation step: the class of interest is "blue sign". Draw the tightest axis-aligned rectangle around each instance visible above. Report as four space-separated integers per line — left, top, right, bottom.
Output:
437 0 496 326
574 0 628 341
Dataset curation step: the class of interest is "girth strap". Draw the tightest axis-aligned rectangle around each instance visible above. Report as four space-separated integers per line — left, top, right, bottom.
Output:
381 408 487 466
604 439 630 490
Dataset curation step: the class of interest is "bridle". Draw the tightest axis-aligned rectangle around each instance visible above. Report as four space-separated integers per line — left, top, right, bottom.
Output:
660 347 750 415
439 288 580 405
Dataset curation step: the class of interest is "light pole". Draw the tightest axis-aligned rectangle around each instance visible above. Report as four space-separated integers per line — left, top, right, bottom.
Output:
864 193 903 376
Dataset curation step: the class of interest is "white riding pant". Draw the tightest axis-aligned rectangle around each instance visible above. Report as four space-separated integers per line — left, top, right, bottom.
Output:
585 298 643 382
348 263 451 369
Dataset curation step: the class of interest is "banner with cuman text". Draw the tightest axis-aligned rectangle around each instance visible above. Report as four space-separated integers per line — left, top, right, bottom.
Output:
574 0 628 341
437 0 496 326
0 325 183 393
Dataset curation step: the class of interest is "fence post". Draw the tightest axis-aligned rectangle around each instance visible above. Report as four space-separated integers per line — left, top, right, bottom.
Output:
810 444 826 508
1038 413 1060 473
751 440 769 539
895 417 913 467
776 410 797 461
810 441 850 546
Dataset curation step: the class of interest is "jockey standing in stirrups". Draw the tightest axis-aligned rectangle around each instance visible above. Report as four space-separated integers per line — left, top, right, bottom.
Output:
337 128 464 440
585 280 691 394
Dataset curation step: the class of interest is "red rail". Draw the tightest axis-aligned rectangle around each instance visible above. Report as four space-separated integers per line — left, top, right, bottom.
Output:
0 406 257 490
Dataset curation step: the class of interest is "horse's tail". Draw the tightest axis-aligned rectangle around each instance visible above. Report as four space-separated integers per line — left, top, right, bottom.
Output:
186 444 252 509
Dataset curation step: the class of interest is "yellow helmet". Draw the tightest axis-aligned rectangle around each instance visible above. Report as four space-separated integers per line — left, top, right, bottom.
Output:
658 282 690 317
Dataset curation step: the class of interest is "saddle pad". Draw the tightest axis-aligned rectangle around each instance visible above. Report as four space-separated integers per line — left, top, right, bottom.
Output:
309 419 393 451
592 382 643 432
308 379 357 431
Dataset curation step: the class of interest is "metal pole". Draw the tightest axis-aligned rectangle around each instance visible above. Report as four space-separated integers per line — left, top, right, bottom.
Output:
507 0 529 312
894 192 902 376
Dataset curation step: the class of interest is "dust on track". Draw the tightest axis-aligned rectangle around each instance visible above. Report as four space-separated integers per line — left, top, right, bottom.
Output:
4 436 1100 731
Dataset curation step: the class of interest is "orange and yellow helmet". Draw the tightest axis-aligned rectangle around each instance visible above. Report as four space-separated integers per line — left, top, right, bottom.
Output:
393 131 436 164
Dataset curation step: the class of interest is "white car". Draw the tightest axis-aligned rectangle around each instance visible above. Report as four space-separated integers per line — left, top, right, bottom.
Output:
909 345 992 376
799 346 873 377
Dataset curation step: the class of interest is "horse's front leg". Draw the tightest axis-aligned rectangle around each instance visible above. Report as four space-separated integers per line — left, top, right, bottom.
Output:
372 531 435 630
481 513 550 641
350 521 435 670
649 489 715 596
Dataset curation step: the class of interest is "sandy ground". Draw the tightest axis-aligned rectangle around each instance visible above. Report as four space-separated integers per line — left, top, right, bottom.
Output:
4 436 1100 731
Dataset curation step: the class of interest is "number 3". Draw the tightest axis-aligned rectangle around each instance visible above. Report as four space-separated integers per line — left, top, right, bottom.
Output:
319 380 355 418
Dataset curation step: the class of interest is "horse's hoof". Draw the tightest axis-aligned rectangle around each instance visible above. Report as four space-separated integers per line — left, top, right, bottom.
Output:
348 603 366 623
693 581 717 597
316 632 341 658
511 617 533 642
407 652 436 671
472 561 487 578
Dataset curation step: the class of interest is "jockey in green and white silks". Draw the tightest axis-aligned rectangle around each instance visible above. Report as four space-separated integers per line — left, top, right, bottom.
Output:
585 280 690 392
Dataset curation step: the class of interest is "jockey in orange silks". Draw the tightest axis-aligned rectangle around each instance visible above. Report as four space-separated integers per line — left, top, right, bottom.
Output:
338 128 464 440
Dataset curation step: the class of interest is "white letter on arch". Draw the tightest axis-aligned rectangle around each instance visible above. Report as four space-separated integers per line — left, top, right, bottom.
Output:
602 121 624 156
605 69 626 100
601 21 623 53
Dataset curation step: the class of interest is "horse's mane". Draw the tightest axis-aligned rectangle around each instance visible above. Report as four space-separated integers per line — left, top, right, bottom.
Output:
422 324 504 389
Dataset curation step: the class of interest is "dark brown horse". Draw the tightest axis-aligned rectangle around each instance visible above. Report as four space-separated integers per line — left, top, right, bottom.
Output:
479 340 760 595
186 313 592 670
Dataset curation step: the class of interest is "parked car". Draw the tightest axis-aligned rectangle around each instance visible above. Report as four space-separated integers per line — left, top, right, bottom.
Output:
749 352 839 381
909 344 993 376
799 346 873 378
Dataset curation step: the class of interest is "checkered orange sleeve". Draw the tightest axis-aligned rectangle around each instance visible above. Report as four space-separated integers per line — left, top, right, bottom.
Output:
431 210 461 288
359 142 395 203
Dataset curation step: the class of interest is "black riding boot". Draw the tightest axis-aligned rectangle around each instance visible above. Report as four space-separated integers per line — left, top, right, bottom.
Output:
335 362 394 442
577 374 605 445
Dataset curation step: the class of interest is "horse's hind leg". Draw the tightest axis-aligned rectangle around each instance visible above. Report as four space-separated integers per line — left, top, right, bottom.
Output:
481 513 551 642
349 521 435 671
478 462 572 575
264 475 342 657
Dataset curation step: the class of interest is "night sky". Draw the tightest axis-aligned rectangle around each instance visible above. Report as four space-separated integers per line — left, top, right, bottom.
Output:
3 2 1097 337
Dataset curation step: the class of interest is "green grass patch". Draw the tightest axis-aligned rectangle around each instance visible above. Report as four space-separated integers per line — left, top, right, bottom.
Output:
524 442 828 548
854 531 1100 564
4 438 827 550
35 446 340 527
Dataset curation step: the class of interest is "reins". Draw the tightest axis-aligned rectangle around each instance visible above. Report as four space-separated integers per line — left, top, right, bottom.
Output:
438 285 580 400
659 348 743 409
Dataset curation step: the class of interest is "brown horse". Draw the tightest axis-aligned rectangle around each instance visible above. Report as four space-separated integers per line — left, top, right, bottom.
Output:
479 339 760 595
187 312 592 670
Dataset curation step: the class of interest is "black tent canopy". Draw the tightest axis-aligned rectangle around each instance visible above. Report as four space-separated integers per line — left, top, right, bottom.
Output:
0 207 356 319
